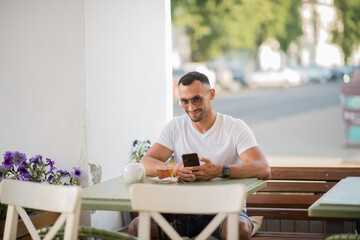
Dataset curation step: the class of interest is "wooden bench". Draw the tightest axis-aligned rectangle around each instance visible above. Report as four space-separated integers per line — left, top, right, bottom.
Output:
247 167 360 239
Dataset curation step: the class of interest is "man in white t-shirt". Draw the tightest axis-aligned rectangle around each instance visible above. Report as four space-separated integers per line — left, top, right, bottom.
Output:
128 71 271 240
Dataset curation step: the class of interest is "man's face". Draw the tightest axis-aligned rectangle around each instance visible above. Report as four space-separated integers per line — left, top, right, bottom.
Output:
178 80 213 122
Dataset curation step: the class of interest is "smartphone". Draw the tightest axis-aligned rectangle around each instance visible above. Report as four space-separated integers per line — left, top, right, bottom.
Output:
182 153 200 167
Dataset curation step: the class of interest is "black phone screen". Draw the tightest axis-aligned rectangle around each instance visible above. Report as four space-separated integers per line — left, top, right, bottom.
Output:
182 153 200 167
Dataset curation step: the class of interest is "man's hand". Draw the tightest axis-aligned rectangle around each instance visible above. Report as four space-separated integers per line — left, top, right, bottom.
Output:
173 162 196 181
187 157 222 181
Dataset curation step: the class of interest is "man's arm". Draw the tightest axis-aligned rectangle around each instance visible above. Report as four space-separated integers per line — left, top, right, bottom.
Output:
230 146 271 180
141 143 197 180
140 143 174 176
190 146 271 181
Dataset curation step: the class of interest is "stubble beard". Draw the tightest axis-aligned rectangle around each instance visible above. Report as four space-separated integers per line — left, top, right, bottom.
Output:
187 107 208 123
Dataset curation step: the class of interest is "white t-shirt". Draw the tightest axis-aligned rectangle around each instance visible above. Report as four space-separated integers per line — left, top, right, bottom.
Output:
157 113 258 164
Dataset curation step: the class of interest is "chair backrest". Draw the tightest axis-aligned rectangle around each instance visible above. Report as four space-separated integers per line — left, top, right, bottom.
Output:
0 179 82 240
130 183 246 240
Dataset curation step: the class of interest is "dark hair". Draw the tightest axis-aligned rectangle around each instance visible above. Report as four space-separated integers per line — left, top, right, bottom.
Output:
178 71 210 87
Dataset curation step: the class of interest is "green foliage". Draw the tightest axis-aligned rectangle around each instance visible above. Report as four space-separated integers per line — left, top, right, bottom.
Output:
270 0 303 52
333 0 360 63
171 0 302 61
132 140 175 163
172 0 229 61
132 140 152 163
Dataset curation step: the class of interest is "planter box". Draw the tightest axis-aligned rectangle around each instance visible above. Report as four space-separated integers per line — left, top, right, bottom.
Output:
0 211 60 239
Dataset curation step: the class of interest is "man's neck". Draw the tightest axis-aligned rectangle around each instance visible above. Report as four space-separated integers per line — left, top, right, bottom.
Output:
191 110 217 134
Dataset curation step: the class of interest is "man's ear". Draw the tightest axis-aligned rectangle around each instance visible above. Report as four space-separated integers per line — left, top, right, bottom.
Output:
210 88 215 100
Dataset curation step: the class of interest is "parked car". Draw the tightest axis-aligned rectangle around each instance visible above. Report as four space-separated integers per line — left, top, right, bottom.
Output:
330 67 347 82
301 65 332 83
291 66 310 84
244 67 302 88
229 67 246 87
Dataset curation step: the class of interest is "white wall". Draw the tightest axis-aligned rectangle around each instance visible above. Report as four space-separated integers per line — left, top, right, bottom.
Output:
84 0 172 230
85 0 172 181
0 0 87 171
0 0 172 230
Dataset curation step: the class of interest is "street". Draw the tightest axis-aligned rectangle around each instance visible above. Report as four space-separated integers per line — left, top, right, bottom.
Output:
173 82 360 166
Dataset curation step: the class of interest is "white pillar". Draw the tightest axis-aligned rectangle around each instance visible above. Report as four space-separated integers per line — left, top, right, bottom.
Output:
85 0 172 229
0 0 172 230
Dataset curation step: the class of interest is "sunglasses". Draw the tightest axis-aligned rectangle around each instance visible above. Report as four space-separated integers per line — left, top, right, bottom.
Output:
177 89 212 108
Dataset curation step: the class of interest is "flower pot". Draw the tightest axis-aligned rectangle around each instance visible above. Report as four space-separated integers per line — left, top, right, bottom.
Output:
0 211 60 239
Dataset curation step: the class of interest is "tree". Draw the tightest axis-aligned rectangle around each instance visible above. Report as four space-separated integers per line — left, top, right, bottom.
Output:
171 0 302 61
272 0 303 52
171 0 233 61
333 0 360 64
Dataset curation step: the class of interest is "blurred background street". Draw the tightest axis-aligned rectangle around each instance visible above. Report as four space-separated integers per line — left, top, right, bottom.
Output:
174 81 360 167
171 0 360 167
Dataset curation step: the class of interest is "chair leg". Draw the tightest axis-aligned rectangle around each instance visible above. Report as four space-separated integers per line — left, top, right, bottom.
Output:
196 213 227 240
227 213 238 240
63 213 80 240
3 205 19 240
138 212 151 240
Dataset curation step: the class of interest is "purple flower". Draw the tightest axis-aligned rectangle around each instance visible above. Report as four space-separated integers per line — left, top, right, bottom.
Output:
17 163 30 176
133 140 138 147
46 158 56 171
18 175 30 181
47 174 55 182
18 162 31 181
34 155 42 163
57 170 70 178
18 173 31 181
146 140 151 145
3 151 14 160
2 151 14 169
30 155 42 168
71 167 83 179
14 151 21 158
18 153 27 165
14 151 27 166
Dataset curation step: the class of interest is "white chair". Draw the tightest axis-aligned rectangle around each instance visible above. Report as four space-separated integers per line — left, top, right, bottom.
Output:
130 183 246 240
0 179 82 240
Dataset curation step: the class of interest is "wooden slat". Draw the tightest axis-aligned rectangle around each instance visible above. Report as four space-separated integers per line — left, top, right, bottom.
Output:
247 167 360 237
247 207 310 220
247 208 353 221
247 194 321 208
248 167 360 237
17 211 60 237
251 231 329 239
270 167 360 181
259 181 336 193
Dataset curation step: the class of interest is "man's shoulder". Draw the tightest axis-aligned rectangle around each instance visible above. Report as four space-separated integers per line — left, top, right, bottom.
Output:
216 113 252 135
217 113 245 125
167 114 189 127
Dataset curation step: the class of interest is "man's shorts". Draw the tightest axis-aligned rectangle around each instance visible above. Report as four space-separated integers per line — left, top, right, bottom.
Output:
187 210 254 239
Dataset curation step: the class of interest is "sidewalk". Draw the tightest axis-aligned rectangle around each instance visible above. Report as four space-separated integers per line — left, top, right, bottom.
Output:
267 155 360 167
